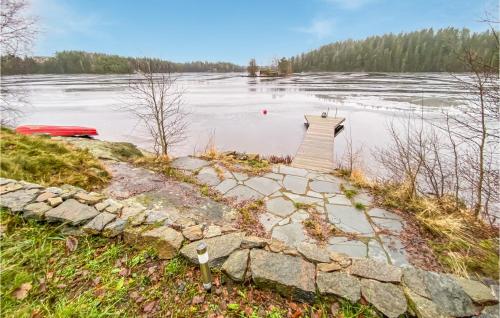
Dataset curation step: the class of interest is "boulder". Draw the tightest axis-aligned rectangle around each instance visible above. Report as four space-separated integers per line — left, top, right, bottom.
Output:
180 232 243 267
36 192 56 202
0 183 23 194
74 192 104 205
241 235 268 249
204 225 222 238
250 249 316 303
404 288 449 318
222 249 250 282
83 212 116 234
349 258 402 282
360 279 407 318
317 271 361 303
297 242 331 263
103 219 126 237
45 199 100 225
23 202 51 220
47 197 63 207
452 276 498 304
182 225 204 241
317 262 342 272
140 226 184 259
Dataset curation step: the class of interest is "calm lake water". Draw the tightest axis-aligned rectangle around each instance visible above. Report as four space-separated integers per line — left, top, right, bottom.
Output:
2 72 466 169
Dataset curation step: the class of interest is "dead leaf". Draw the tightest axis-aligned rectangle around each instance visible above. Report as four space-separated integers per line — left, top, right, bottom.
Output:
119 267 129 277
65 236 78 253
38 278 47 293
13 282 32 300
30 309 42 318
192 295 204 305
143 300 158 313
214 276 220 287
330 302 340 316
46 271 54 280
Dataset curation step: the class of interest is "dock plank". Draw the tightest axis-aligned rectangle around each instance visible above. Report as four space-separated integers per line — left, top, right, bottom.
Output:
291 115 344 172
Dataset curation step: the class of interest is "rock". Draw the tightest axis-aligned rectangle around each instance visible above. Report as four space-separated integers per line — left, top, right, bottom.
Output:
367 208 402 220
278 165 308 177
380 235 410 266
180 232 243 267
327 236 367 258
317 262 342 272
170 157 210 171
250 249 316 303
174 217 196 229
452 276 498 304
327 194 352 206
309 180 340 193
196 167 221 186
271 223 306 247
45 199 100 225
233 172 249 181
268 239 286 252
214 179 237 194
367 239 389 263
0 183 23 194
120 203 146 220
140 226 184 259
306 190 323 198
23 202 51 220
263 172 283 181
95 201 110 211
259 212 281 232
371 217 404 234
245 177 282 196
47 197 63 207
283 192 323 206
242 235 268 248
222 249 249 282
361 279 407 318
104 199 123 214
326 204 374 235
223 185 263 203
479 304 499 318
74 192 104 205
277 217 290 226
282 175 308 194
265 197 296 218
402 267 477 317
45 187 63 194
83 212 116 234
0 178 15 186
144 209 175 224
354 192 373 206
36 192 56 202
290 210 310 223
296 242 331 263
317 271 361 302
0 188 39 212
102 219 126 237
404 288 449 318
182 225 204 241
204 225 222 238
349 259 402 282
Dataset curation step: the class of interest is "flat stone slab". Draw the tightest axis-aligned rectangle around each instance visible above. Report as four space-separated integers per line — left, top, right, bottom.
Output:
278 165 308 177
265 197 296 218
283 192 324 206
371 217 404 234
361 279 407 318
103 219 126 237
45 199 100 225
309 180 340 193
245 177 282 196
326 204 374 235
380 235 410 267
453 276 498 304
349 259 402 282
0 189 39 212
140 226 184 259
23 202 51 220
402 267 477 317
327 194 352 206
180 232 244 267
196 169 221 186
271 222 306 247
367 208 402 220
250 249 316 302
367 239 389 263
259 212 282 231
290 210 309 223
233 172 249 181
317 271 361 303
223 185 263 203
221 249 249 282
263 172 283 181
353 192 373 206
83 212 116 234
170 157 210 171
328 236 367 258
297 242 331 263
214 179 237 194
282 175 308 194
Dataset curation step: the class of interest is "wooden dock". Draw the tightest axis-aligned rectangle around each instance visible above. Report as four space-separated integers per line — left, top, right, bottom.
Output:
291 115 345 172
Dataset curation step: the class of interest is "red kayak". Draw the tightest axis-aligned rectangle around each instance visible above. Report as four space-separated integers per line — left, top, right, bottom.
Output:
15 125 98 137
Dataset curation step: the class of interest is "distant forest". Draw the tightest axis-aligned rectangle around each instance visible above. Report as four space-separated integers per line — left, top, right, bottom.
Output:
0 51 244 75
290 28 498 72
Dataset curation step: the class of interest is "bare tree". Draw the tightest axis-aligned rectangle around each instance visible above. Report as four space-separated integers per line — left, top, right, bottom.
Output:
125 64 188 157
1 0 37 126
0 0 37 56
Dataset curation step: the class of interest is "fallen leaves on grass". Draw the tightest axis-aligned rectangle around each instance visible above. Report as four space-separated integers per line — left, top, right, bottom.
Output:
65 236 78 253
12 282 32 300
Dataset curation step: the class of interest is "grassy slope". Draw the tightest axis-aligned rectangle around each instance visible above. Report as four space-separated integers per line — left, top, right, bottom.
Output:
0 129 110 191
0 211 378 318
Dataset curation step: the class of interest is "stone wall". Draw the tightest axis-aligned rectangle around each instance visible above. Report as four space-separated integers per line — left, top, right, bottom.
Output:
1 178 498 318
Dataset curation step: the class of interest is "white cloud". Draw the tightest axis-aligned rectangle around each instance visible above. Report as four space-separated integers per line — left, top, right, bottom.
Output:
293 18 334 39
323 0 375 10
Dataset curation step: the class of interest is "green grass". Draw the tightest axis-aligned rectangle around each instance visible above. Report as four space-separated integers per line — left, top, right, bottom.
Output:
343 189 358 199
108 142 143 162
1 210 380 317
354 202 366 210
0 128 110 191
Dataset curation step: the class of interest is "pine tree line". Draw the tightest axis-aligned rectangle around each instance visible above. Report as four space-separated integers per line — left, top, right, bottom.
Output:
291 28 498 72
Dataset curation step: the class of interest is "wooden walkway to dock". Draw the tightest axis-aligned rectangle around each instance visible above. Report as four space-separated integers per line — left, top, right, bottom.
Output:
291 115 345 172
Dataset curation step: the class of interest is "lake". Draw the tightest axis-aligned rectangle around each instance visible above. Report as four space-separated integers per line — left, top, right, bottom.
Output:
1 72 466 169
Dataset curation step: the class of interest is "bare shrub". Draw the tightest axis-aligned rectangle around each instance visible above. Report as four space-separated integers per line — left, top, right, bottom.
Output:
125 65 188 157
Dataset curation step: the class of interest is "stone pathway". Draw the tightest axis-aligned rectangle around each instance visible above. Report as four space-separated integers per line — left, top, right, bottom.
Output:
171 157 410 266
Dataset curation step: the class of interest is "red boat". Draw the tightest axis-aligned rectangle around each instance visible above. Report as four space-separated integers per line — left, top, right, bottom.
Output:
15 125 98 137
